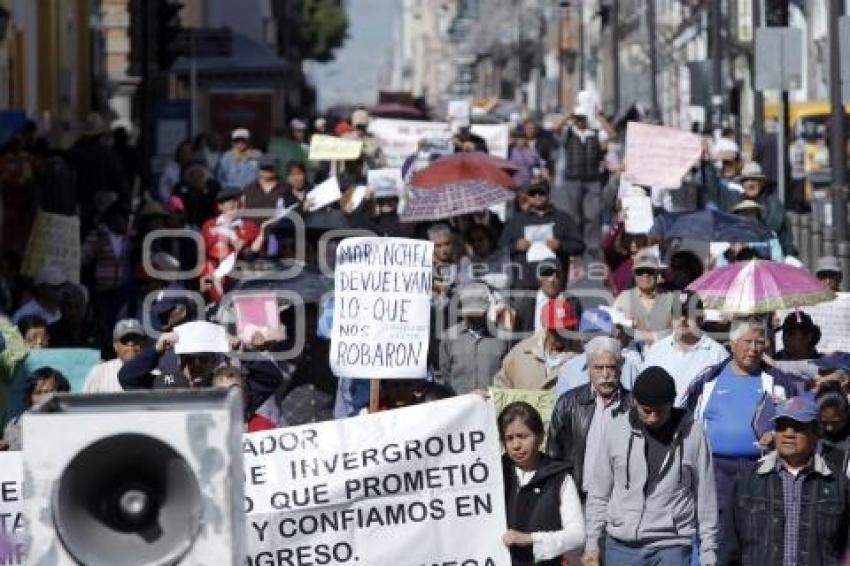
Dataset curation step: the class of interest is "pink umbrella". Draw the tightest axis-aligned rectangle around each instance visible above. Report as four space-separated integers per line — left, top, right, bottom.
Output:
686 259 835 314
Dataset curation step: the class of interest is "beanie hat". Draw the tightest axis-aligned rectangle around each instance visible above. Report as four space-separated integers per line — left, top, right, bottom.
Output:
632 366 677 405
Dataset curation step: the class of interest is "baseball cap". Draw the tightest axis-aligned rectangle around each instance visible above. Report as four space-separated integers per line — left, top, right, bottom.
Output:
816 256 841 275
231 128 251 140
258 154 277 170
632 252 661 272
458 283 491 316
731 199 764 216
289 118 307 130
772 395 818 424
541 298 578 331
351 109 370 127
34 265 67 287
113 319 145 341
776 311 818 334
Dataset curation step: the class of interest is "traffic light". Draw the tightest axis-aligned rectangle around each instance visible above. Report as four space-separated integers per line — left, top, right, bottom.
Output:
156 0 185 70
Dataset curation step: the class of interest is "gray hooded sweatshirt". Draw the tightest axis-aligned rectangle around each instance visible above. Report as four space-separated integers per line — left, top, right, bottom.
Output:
584 407 719 565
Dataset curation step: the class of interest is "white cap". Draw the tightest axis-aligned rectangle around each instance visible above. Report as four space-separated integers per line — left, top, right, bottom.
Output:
231 128 251 140
173 321 231 354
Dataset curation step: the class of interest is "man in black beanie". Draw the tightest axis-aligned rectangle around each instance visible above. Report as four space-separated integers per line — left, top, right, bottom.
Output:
583 366 719 566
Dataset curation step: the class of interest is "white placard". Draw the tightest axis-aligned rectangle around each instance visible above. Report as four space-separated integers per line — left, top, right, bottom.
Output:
308 135 363 161
524 223 555 262
242 395 510 566
470 123 511 159
623 122 703 189
621 195 654 234
448 100 471 126
367 168 403 198
305 176 342 212
0 452 25 565
330 237 434 379
368 119 453 168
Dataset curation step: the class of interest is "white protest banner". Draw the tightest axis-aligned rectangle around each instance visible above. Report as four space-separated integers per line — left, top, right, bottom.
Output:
242 395 510 566
305 176 342 211
623 122 703 189
330 237 433 379
621 194 654 234
368 118 452 168
0 453 25 565
308 134 363 161
367 168 403 198
21 211 81 284
470 123 511 159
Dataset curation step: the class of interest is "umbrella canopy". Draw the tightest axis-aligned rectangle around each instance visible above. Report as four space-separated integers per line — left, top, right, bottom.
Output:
401 181 514 223
410 152 517 189
687 259 835 314
650 209 772 242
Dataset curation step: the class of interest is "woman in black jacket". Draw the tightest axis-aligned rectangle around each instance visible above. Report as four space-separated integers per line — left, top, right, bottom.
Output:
499 402 584 566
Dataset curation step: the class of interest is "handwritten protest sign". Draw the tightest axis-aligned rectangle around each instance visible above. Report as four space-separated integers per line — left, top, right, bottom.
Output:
0 453 24 565
368 119 452 168
623 122 702 189
470 123 511 159
308 135 363 161
233 293 284 344
243 395 510 566
330 237 433 379
777 292 850 353
21 211 81 284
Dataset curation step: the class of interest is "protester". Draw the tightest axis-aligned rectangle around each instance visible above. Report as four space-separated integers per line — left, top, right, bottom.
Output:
559 108 608 256
685 316 801 513
12 266 66 337
439 283 509 394
81 319 145 393
499 181 584 290
217 128 261 191
243 155 286 221
774 311 822 362
552 309 639 394
201 187 261 267
171 162 220 228
0 315 26 417
283 159 311 205
612 251 675 344
547 336 632 498
602 217 650 295
722 199 784 262
815 255 843 292
719 395 850 565
508 126 545 188
583 366 718 565
157 141 195 202
512 258 579 335
17 314 49 349
498 401 584 565
641 291 727 405
0 366 70 450
816 382 850 473
494 298 578 389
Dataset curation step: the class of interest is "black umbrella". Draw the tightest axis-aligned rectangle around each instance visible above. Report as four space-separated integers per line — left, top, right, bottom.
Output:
650 209 772 242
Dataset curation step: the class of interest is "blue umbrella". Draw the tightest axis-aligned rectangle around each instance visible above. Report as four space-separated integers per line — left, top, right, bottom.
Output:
650 209 772 242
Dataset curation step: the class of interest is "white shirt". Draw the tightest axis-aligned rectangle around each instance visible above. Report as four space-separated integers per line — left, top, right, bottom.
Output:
513 466 585 560
82 358 124 393
641 333 728 406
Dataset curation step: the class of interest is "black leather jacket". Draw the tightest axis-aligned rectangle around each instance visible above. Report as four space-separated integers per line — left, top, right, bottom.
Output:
546 383 631 495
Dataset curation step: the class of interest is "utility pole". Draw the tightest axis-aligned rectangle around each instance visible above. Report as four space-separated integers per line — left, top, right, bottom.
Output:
710 0 723 138
647 0 659 120
611 0 620 114
828 0 847 241
751 0 764 146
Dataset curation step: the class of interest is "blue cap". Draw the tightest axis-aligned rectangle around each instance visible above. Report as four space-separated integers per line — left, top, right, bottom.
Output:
773 395 818 424
579 308 613 335
813 352 850 373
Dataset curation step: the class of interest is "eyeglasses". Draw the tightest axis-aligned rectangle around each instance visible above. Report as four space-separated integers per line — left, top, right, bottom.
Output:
634 268 657 277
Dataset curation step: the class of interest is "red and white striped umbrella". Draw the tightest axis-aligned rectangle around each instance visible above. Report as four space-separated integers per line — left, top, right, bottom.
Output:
400 180 514 222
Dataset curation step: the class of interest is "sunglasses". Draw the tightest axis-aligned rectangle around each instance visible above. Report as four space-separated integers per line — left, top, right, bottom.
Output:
774 418 813 433
634 268 657 277
539 267 559 278
119 335 144 345
526 190 547 198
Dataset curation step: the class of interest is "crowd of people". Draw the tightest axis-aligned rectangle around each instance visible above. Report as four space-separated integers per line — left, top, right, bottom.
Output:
0 102 849 565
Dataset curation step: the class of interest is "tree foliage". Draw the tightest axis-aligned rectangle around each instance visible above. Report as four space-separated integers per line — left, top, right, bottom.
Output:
298 0 349 62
